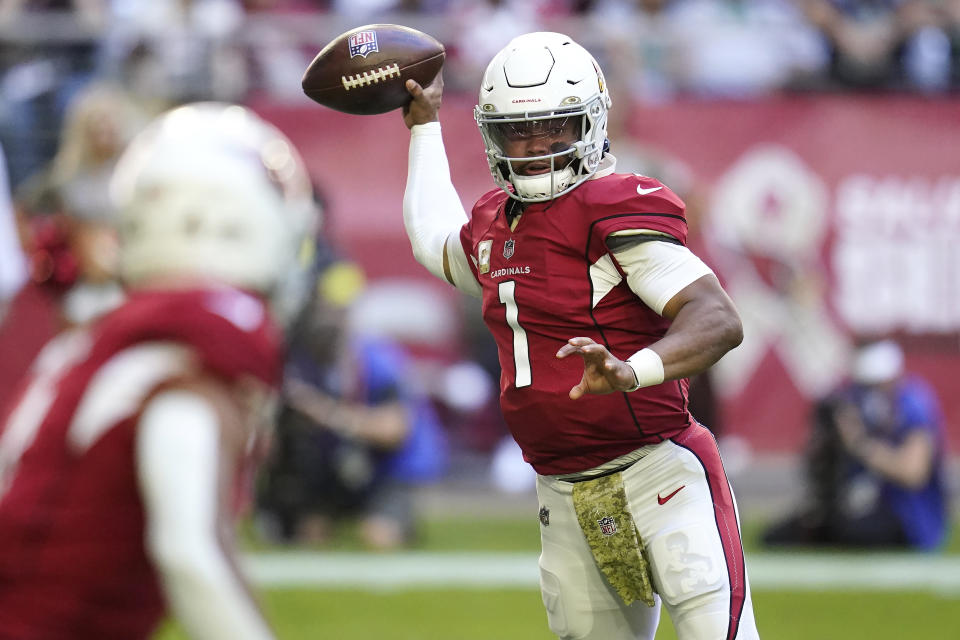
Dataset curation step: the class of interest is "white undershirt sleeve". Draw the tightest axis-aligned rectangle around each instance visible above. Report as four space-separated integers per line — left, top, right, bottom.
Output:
404 122 481 297
610 232 714 315
136 390 274 640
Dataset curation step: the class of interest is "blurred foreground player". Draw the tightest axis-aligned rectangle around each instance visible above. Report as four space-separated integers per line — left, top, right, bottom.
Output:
0 103 316 639
400 32 759 639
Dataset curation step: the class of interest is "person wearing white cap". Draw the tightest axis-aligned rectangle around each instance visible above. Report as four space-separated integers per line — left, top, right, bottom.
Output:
763 339 949 550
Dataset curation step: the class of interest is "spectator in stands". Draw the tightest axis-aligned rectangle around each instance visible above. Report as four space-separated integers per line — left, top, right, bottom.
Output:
0 0 107 189
257 247 448 550
664 0 826 96
581 0 683 102
949 0 960 86
897 0 954 91
802 0 954 90
445 0 545 91
28 83 146 222
328 0 427 15
0 83 140 415
101 0 249 105
763 339 950 550
19 82 142 318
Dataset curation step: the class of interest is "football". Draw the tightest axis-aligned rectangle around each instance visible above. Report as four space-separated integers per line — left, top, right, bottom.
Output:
302 24 445 115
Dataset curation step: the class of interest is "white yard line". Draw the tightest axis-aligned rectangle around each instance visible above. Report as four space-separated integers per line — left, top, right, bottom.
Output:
242 551 960 595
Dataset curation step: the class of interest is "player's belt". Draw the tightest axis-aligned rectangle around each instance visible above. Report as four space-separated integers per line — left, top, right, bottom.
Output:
555 446 652 483
571 471 656 607
562 460 637 483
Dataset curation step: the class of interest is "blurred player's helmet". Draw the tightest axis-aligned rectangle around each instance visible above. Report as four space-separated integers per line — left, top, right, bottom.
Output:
111 103 317 314
475 32 612 203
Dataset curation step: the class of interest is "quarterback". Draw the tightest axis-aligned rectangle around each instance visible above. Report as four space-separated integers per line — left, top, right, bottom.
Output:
400 32 760 639
0 104 316 639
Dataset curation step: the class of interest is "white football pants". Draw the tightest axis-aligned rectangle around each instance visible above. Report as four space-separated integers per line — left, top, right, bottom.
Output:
535 423 760 640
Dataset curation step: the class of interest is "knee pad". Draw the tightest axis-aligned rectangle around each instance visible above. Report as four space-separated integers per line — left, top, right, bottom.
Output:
540 567 575 638
540 566 661 640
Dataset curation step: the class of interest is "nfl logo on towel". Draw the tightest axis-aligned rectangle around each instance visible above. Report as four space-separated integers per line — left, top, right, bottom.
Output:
348 31 378 58
598 516 618 536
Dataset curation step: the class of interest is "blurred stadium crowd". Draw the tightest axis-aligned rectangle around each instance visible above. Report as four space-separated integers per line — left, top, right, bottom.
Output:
1 0 960 186
0 0 957 552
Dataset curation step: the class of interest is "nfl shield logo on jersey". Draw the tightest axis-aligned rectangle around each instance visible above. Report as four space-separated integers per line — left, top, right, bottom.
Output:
503 238 515 259
597 516 618 536
348 31 379 58
539 506 550 526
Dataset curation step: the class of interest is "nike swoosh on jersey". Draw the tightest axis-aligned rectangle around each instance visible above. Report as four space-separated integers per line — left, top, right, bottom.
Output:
637 185 663 196
657 485 685 505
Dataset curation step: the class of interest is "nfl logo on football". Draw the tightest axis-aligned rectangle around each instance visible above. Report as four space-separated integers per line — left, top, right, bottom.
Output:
348 31 378 58
598 516 618 536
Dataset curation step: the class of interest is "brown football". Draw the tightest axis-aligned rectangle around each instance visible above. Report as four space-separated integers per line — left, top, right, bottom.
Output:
302 24 445 116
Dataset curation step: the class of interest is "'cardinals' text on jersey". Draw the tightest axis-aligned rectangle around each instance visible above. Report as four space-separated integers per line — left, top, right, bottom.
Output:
0 287 282 640
460 174 694 474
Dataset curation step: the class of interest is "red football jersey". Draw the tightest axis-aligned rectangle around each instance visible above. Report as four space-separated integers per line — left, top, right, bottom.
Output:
0 287 282 640
460 173 695 474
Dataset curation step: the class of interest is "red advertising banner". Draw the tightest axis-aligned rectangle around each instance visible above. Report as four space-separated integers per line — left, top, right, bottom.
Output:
254 94 960 453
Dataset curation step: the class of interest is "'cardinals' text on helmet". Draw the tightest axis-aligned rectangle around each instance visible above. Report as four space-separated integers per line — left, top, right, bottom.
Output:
110 103 318 313
475 32 612 203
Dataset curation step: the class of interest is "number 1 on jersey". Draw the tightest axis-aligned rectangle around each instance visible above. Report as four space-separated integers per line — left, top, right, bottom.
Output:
498 280 531 388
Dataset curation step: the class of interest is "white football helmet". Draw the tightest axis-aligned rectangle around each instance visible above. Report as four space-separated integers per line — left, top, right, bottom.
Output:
111 103 317 313
475 32 612 203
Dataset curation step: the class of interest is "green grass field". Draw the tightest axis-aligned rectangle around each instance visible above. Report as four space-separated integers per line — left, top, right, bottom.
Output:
156 587 959 639
154 514 960 639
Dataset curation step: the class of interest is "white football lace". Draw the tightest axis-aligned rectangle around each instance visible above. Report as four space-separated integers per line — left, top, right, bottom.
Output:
341 64 401 90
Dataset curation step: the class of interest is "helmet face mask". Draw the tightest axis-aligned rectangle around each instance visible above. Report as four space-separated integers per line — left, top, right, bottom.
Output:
475 33 612 203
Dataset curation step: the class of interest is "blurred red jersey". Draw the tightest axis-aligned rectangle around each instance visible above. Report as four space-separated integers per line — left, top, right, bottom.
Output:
460 173 694 474
0 287 282 640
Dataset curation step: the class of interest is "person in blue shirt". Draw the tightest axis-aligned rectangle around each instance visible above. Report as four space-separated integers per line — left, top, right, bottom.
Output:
763 339 949 550
257 248 448 550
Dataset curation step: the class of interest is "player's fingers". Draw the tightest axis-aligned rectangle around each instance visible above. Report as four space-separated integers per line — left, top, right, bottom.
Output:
557 342 608 364
578 345 612 369
557 337 596 358
569 382 586 400
555 343 579 359
579 343 608 357
405 79 423 97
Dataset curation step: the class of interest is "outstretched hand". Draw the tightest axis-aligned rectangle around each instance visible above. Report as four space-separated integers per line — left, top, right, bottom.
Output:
403 73 443 129
556 337 638 400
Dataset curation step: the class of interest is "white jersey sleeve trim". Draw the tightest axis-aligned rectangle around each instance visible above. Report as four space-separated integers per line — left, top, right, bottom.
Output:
611 236 714 315
404 122 480 298
68 343 192 453
136 391 274 640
